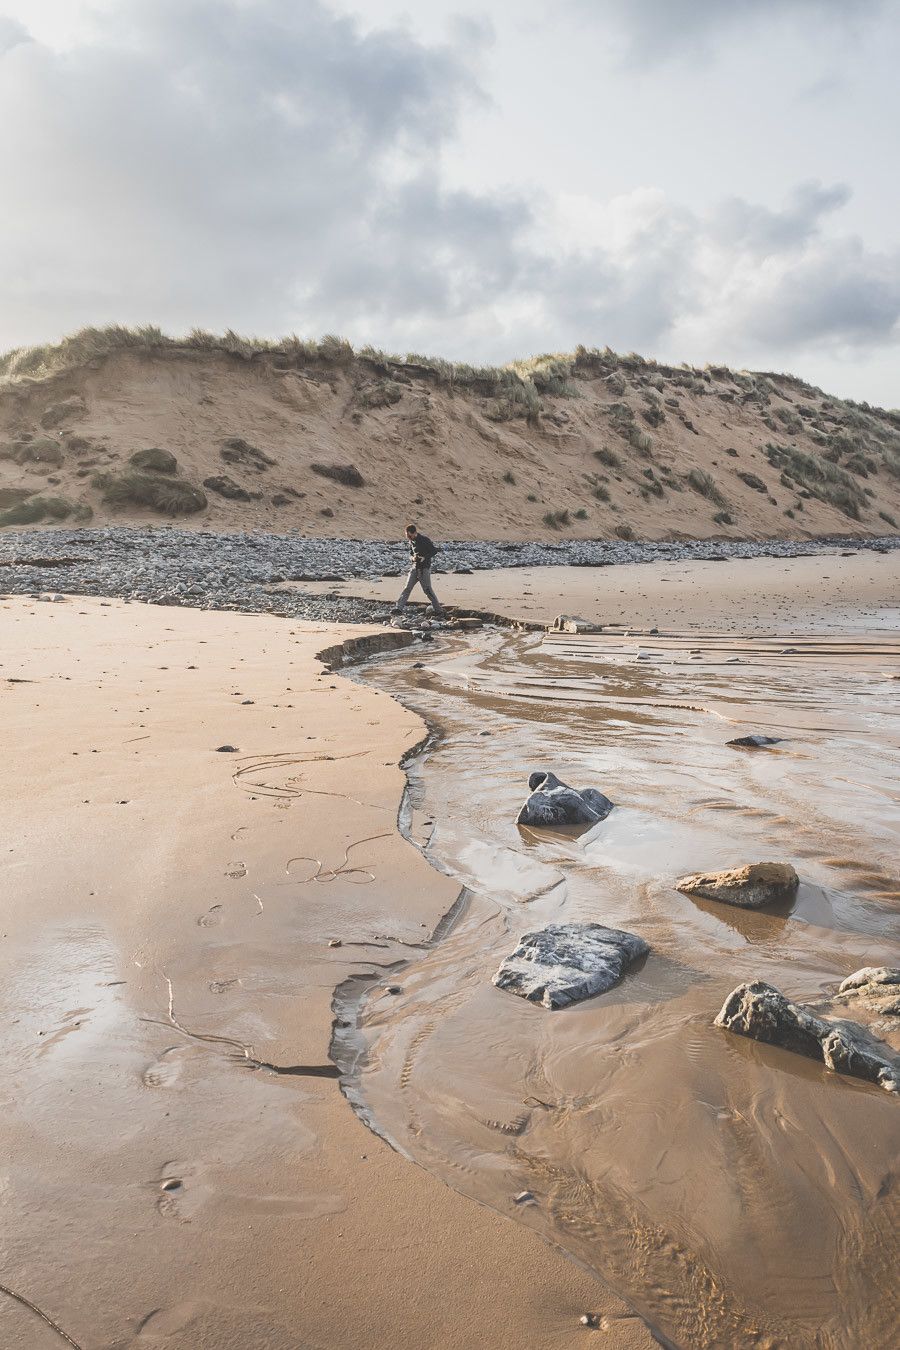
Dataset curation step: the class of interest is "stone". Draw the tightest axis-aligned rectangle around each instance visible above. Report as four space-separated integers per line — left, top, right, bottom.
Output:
493 923 649 1010
737 471 767 492
550 614 603 634
676 862 798 909
516 771 614 829
215 744 238 753
40 395 86 428
715 980 900 1093
835 967 900 1017
726 734 786 748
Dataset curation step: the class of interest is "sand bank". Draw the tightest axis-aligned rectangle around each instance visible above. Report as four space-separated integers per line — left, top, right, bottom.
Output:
298 545 900 633
0 597 651 1348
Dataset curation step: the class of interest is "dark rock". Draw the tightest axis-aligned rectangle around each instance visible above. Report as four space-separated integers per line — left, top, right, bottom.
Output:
715 981 900 1093
676 862 798 908
493 923 649 1009
516 771 613 829
215 744 238 753
737 471 767 492
310 462 365 488
727 734 786 748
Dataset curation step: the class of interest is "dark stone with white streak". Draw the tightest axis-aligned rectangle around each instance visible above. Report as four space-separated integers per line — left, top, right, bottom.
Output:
516 771 613 829
493 923 649 1009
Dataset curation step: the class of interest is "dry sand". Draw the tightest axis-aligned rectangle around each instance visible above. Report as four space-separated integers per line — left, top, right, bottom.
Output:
0 596 652 1350
298 545 900 633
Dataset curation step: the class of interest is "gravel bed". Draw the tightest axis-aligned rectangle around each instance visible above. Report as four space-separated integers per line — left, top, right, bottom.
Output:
0 527 897 625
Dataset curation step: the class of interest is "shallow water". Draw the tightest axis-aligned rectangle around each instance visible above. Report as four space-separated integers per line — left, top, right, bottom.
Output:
355 628 900 1349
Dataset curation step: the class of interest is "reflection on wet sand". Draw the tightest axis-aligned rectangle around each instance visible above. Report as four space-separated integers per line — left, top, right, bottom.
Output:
356 627 900 1349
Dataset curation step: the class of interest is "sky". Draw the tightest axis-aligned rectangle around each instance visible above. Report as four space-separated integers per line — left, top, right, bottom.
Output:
0 0 897 404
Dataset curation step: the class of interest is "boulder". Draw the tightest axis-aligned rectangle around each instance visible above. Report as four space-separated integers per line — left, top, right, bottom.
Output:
715 981 900 1093
550 614 603 634
727 734 786 748
493 923 649 1009
835 968 900 1018
516 771 614 829
676 862 798 909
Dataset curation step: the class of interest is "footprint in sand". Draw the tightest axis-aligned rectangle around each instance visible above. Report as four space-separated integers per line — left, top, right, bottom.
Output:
142 1044 194 1088
197 904 223 927
225 861 247 879
154 1160 205 1222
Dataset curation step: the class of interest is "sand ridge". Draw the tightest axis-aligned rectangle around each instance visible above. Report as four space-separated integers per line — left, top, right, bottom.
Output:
2 341 900 540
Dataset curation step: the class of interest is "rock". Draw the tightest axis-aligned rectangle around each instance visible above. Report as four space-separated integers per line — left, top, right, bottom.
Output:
493 923 649 1010
550 614 603 634
215 744 239 753
514 1191 534 1204
516 771 614 829
835 968 900 1017
715 981 900 1093
676 862 798 909
727 734 786 748
737 471 767 492
449 617 483 630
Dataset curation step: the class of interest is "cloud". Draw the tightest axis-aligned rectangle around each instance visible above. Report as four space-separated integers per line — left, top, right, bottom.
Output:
569 0 882 66
0 0 897 383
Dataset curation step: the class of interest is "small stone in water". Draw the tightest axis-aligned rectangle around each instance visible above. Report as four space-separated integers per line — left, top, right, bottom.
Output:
386 984 402 995
328 938 342 948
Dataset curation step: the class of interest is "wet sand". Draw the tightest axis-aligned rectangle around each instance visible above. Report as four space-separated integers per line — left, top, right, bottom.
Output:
354 591 900 1347
0 596 651 1349
298 547 900 634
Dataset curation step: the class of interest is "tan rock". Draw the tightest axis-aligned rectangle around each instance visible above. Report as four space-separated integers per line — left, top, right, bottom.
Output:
676 862 799 909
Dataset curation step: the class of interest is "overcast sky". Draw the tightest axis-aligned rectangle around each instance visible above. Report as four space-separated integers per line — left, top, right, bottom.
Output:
0 0 897 404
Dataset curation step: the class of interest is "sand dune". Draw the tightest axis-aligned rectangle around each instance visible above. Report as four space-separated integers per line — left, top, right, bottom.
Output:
2 330 899 540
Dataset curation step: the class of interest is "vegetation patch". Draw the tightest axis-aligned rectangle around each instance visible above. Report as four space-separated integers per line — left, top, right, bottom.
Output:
542 509 570 530
764 442 867 520
310 462 365 488
221 438 276 471
97 471 207 515
130 447 178 473
687 467 729 508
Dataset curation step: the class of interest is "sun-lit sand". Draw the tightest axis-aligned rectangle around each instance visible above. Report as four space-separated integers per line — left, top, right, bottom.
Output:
0 595 652 1349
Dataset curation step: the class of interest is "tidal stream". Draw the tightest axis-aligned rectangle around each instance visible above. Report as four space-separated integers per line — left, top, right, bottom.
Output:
350 626 900 1349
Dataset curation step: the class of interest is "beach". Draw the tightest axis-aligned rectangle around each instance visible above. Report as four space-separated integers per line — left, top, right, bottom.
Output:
1 548 898 1347
0 594 652 1349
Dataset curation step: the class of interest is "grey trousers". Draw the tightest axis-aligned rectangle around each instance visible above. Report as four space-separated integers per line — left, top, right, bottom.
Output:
396 565 442 612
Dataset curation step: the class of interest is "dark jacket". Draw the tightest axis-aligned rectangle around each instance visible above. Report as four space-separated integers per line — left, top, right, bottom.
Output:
409 533 437 568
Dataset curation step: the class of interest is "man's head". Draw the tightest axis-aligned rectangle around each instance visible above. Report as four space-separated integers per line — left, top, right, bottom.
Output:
405 524 417 538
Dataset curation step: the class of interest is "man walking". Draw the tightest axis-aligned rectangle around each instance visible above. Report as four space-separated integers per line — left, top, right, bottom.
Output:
394 523 445 618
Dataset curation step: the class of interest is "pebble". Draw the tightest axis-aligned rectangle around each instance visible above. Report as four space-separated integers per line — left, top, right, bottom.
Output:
0 527 893 626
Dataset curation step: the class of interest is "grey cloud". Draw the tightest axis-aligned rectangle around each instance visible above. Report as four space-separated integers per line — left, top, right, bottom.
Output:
0 0 896 371
709 181 851 257
570 0 882 66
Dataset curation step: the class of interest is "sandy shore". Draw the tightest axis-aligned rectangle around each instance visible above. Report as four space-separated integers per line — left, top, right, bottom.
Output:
298 546 900 633
0 596 652 1349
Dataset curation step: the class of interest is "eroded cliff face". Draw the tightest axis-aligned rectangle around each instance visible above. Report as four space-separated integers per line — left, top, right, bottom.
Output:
2 337 899 539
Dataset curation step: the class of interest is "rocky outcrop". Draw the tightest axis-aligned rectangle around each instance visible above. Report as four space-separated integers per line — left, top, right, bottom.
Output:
676 862 798 909
550 614 603 634
715 980 900 1093
316 630 416 671
516 771 614 829
493 923 649 1009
